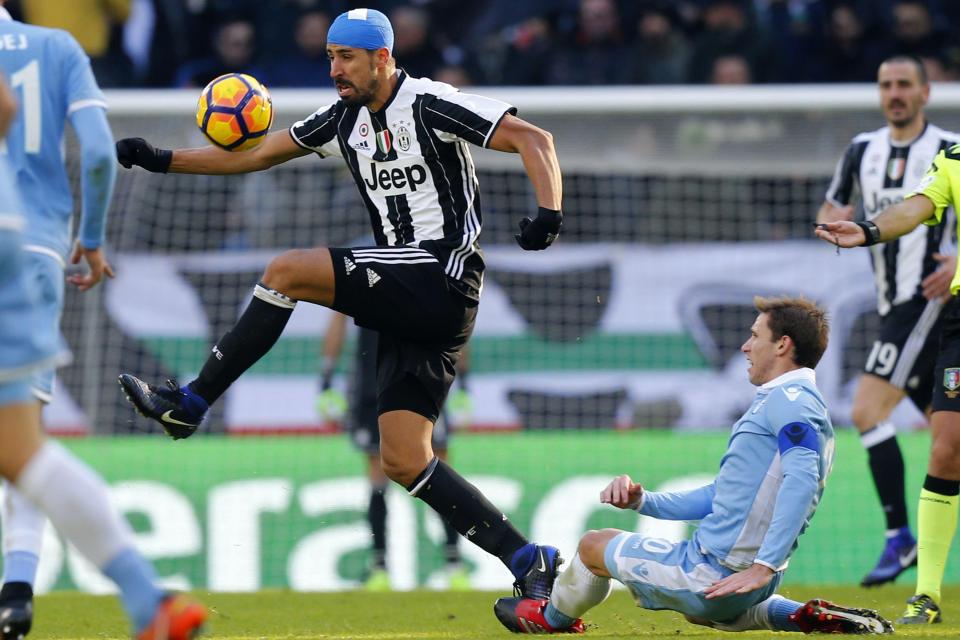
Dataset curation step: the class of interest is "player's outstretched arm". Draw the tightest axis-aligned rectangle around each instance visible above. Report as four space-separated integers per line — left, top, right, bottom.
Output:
117 129 311 175
815 195 935 248
68 107 116 290
489 114 563 250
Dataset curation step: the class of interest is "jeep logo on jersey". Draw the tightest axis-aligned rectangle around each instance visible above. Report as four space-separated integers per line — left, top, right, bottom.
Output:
363 161 428 192
865 191 903 215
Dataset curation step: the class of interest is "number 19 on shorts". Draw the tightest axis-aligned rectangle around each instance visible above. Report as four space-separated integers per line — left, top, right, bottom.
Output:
865 341 899 377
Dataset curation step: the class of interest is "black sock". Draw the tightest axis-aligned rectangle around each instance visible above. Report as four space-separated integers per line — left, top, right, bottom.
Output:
409 458 527 566
866 435 908 530
0 581 32 605
924 474 960 496
369 485 387 568
190 284 294 405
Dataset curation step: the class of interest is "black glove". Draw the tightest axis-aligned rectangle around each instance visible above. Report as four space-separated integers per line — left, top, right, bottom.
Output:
116 137 173 173
515 207 562 250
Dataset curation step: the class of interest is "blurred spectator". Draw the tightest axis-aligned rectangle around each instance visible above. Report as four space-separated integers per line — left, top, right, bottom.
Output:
434 65 474 87
810 3 886 82
548 0 634 85
22 0 134 87
250 0 339 59
753 0 828 81
486 17 556 86
174 17 266 88
631 2 690 84
710 53 752 84
265 10 333 88
921 54 958 82
687 0 780 83
890 0 949 59
390 6 444 79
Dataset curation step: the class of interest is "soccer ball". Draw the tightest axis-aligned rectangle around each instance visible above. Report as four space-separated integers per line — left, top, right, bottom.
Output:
196 73 273 151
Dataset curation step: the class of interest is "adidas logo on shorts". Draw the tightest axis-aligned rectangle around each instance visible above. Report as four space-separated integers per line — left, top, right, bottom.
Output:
367 268 381 287
344 256 356 274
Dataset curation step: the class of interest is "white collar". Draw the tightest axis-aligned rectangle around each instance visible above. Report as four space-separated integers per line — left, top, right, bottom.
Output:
759 367 816 390
0 7 12 21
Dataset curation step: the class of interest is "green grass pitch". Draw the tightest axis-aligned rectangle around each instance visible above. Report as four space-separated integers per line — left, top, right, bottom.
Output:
25 586 960 638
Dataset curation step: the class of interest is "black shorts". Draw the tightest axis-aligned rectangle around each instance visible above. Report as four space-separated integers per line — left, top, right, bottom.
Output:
330 246 476 423
933 297 960 412
864 296 946 411
347 327 451 453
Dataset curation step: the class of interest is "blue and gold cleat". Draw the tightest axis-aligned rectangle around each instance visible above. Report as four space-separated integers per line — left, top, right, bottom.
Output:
513 545 563 600
118 375 207 440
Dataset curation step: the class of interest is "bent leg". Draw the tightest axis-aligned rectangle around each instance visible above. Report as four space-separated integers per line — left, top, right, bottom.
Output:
0 400 164 632
380 405 529 570
189 248 334 405
543 530 616 628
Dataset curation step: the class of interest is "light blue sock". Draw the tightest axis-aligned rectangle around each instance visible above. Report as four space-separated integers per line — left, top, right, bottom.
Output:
2 551 39 586
544 602 577 629
768 595 804 632
102 548 165 633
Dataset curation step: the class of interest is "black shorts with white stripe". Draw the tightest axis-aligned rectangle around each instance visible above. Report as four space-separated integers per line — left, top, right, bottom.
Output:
329 246 477 422
865 295 946 411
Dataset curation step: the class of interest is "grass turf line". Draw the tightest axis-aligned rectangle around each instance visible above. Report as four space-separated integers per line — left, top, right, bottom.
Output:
28 586 960 639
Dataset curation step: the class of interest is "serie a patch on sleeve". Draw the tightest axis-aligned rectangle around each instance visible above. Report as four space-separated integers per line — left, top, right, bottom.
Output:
777 422 819 454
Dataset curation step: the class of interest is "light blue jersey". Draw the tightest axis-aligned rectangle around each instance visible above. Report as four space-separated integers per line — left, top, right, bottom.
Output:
639 368 834 572
0 155 64 402
0 8 108 259
604 368 833 623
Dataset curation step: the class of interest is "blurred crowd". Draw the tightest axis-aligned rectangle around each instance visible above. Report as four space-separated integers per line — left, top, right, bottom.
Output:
6 0 960 88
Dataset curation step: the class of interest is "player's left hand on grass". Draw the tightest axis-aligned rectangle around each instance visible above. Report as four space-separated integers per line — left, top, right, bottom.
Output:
515 207 562 250
600 474 643 510
813 220 866 248
703 563 775 599
67 241 114 291
922 252 956 302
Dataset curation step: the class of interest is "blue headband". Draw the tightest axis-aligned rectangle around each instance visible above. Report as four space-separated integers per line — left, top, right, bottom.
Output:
327 8 394 52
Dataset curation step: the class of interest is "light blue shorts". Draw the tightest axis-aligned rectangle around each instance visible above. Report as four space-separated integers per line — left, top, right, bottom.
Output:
0 231 66 406
22 250 66 402
604 532 782 623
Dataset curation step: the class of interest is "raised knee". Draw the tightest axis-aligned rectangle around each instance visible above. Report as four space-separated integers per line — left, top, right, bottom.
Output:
578 529 618 569
380 453 419 487
261 250 306 293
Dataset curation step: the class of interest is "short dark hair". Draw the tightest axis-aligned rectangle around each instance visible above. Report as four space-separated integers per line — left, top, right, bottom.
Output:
754 296 829 369
881 54 928 85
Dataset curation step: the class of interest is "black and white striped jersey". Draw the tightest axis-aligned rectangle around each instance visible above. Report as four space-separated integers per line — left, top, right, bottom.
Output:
289 70 515 298
826 122 960 315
